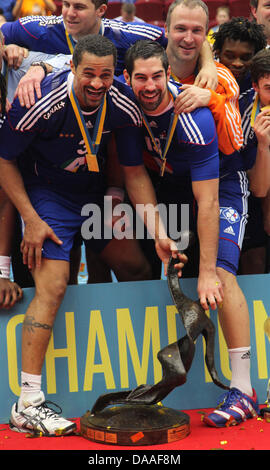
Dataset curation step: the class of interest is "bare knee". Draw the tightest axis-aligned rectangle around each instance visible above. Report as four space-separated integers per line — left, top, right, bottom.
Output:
35 277 68 308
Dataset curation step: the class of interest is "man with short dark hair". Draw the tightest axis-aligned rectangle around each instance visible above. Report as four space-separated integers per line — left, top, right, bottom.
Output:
0 34 183 436
141 0 260 428
124 39 223 311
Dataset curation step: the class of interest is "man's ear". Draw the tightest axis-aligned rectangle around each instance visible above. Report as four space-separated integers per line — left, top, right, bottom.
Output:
252 81 259 93
167 65 171 82
97 3 107 18
123 69 131 85
250 5 257 21
165 23 168 38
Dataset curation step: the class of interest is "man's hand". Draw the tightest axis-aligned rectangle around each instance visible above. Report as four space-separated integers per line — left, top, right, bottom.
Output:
155 238 188 277
197 271 223 311
174 84 211 114
15 65 45 108
194 62 218 90
0 278 23 309
21 216 63 270
4 44 28 70
254 108 270 147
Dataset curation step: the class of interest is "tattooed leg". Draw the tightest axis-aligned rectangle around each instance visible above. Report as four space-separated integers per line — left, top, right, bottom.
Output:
21 258 69 375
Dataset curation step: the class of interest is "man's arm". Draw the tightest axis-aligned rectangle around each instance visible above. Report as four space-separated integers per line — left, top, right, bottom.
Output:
0 158 62 270
196 39 218 90
174 63 243 155
0 188 23 308
12 0 23 20
192 177 223 310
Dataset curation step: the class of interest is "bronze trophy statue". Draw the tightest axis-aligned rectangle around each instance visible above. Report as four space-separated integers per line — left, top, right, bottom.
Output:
80 232 229 446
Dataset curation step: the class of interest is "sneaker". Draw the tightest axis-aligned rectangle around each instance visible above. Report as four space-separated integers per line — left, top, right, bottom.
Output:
9 391 77 436
203 387 259 428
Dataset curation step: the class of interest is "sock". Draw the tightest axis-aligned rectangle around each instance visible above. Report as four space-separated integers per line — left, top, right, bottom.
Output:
18 372 42 411
228 347 253 397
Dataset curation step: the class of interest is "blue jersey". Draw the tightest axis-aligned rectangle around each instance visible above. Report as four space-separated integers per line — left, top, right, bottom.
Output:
0 71 143 203
1 0 16 21
1 15 167 76
141 81 220 182
239 87 258 171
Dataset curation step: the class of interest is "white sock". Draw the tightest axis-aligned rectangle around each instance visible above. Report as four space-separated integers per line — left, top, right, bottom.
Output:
18 372 42 411
229 347 253 397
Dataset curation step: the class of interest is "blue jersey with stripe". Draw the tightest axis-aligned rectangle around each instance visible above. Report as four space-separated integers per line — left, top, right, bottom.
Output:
141 81 220 181
239 87 257 171
1 15 167 76
0 71 143 202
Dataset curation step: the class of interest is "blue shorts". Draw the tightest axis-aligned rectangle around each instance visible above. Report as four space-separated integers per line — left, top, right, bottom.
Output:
24 187 111 261
217 171 249 275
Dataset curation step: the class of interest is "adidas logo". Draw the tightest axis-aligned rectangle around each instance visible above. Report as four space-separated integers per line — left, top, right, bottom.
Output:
241 351 251 360
224 226 235 236
22 382 32 387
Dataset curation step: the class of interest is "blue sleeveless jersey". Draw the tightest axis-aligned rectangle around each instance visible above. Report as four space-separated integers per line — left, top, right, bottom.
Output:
0 71 143 203
1 15 167 76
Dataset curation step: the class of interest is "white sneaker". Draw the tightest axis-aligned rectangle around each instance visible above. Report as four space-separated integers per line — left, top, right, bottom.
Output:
9 391 77 436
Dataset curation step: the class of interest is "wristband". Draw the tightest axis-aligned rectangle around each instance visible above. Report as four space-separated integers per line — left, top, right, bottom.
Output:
0 255 11 279
30 61 48 77
106 186 125 202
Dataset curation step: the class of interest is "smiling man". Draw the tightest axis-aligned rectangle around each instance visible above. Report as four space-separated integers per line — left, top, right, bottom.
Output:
250 0 270 45
0 34 184 436
135 0 260 429
1 0 167 76
124 39 223 312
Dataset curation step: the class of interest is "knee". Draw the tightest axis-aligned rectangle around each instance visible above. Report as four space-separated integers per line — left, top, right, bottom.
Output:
118 258 152 282
35 276 68 308
217 267 237 292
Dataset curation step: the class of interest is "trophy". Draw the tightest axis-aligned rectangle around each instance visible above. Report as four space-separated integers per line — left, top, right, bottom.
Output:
80 232 228 446
260 317 270 421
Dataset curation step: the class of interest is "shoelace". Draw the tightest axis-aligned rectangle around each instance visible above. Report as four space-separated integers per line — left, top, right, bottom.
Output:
217 388 249 411
34 401 63 420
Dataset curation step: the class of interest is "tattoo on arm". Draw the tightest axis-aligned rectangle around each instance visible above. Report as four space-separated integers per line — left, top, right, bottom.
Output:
23 315 53 332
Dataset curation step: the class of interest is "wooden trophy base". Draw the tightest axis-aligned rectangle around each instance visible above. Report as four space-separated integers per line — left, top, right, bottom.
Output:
80 404 190 446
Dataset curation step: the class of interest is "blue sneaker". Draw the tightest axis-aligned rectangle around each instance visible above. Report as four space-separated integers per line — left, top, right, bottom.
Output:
203 388 259 427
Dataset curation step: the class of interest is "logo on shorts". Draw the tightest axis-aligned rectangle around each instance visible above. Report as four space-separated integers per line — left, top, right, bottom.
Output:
224 226 235 236
220 207 240 224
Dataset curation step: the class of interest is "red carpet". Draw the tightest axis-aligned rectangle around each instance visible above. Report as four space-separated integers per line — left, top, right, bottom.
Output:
1 406 270 456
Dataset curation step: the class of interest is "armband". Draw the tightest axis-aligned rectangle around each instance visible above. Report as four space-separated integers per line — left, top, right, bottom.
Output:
0 255 11 279
30 61 48 77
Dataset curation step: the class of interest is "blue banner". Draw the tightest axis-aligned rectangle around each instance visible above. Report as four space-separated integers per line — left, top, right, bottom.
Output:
1 274 270 423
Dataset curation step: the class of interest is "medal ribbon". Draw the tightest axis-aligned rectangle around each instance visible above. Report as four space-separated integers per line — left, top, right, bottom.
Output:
142 92 178 176
250 93 260 128
70 82 107 172
65 30 76 54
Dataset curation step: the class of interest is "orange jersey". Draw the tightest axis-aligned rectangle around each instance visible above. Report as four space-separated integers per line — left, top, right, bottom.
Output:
20 0 53 16
172 61 243 155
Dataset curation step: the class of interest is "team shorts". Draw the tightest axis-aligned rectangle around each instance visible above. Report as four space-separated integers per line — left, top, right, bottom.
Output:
146 169 250 277
24 187 112 261
217 171 249 275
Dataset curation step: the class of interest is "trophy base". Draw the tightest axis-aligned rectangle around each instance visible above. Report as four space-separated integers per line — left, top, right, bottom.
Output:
80 404 190 446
